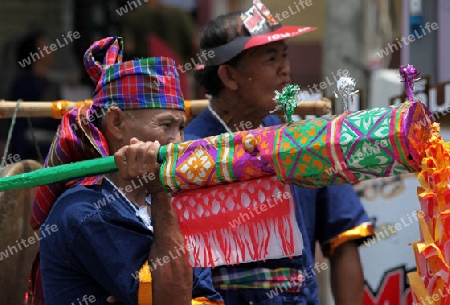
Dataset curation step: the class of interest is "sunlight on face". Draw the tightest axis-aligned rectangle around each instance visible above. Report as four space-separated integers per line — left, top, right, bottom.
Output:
124 108 186 145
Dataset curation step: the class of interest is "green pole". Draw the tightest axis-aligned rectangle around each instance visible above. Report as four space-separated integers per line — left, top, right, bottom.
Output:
0 156 117 191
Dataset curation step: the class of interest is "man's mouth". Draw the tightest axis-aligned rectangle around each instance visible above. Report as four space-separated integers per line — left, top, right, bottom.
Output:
279 81 291 89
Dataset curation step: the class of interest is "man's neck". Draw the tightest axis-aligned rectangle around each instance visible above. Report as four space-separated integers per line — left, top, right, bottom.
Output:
106 172 148 207
209 94 266 133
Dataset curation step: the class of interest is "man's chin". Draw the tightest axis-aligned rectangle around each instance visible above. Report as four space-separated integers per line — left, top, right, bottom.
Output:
261 104 276 118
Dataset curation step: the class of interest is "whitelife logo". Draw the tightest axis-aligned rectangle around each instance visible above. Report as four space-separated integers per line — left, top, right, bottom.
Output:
376 22 439 59
18 31 80 68
0 224 58 261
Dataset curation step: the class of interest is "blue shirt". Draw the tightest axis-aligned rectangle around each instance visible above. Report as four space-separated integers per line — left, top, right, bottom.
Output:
185 109 372 304
40 176 223 304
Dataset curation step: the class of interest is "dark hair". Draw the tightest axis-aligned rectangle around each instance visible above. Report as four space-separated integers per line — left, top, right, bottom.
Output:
92 108 105 132
16 30 47 70
194 12 250 96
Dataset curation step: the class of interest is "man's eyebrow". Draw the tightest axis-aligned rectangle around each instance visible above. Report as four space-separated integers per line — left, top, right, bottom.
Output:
157 114 186 123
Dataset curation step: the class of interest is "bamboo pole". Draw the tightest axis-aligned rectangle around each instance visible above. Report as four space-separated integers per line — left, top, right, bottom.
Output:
0 98 332 119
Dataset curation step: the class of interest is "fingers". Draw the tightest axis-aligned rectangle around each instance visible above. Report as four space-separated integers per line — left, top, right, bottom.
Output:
114 145 129 180
125 142 139 178
140 140 160 175
129 137 140 145
114 139 161 181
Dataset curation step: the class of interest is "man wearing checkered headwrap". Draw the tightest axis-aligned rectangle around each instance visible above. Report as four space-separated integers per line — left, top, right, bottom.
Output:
28 36 223 305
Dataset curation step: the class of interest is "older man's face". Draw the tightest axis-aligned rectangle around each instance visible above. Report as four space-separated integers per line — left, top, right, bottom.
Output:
123 108 186 145
232 41 291 114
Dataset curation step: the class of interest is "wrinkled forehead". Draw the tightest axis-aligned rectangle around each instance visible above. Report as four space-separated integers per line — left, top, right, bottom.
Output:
127 108 186 122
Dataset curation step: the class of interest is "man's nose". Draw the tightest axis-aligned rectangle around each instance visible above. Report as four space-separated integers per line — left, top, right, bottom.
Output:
173 131 183 143
279 58 290 76
167 129 183 144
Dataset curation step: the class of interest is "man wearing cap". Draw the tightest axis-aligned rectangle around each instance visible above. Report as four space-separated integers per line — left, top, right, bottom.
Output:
29 37 223 305
185 1 373 304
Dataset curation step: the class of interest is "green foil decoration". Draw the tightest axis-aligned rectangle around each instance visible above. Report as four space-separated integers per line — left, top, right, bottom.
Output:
272 84 301 122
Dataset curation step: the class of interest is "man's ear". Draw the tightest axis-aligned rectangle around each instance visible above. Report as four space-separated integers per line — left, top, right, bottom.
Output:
104 107 127 141
217 65 239 91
